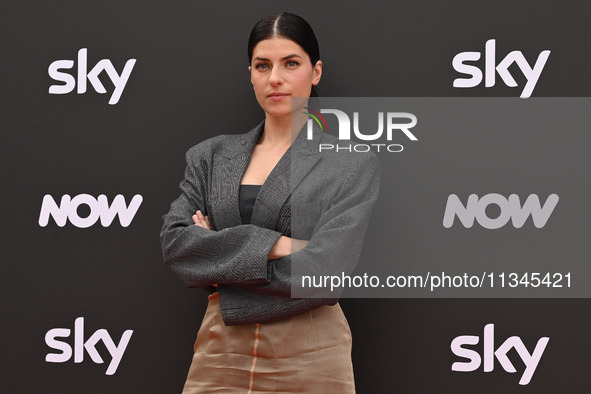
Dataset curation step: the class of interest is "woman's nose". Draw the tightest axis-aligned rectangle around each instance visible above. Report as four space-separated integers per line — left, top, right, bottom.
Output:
269 67 283 86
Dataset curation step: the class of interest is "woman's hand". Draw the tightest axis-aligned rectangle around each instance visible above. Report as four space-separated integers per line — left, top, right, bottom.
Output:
269 236 309 260
192 210 211 230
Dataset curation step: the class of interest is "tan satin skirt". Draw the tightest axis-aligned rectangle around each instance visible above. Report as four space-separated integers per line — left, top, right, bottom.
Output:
182 292 355 393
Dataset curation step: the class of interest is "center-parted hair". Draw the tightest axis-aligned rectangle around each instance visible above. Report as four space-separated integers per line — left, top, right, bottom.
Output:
248 12 320 97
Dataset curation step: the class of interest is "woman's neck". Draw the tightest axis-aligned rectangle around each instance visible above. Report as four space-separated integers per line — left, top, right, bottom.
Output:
261 112 308 147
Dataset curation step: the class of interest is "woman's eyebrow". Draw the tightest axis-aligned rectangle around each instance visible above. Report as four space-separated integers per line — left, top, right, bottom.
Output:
253 54 303 62
281 54 303 60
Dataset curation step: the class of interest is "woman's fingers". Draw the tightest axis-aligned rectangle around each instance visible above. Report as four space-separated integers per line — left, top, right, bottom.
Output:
193 210 212 230
291 238 309 253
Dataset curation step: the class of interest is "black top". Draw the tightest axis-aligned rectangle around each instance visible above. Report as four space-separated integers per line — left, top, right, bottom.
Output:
239 185 262 225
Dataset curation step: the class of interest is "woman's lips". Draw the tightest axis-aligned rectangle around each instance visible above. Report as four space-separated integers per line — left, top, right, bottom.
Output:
268 93 289 101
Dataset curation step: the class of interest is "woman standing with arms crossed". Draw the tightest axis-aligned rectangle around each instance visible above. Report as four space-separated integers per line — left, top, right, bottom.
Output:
161 12 379 393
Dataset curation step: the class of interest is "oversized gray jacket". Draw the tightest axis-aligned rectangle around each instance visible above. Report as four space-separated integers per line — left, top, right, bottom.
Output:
160 121 380 325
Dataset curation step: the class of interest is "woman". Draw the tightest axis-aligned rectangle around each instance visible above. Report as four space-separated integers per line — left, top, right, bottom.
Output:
161 12 379 393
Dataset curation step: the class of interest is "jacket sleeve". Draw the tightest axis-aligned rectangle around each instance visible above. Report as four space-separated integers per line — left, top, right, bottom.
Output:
218 152 381 325
160 145 283 288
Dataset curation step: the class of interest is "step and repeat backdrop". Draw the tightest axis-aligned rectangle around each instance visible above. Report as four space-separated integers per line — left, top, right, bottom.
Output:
1 1 590 393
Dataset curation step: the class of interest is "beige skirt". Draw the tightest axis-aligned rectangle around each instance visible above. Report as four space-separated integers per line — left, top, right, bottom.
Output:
182 292 355 393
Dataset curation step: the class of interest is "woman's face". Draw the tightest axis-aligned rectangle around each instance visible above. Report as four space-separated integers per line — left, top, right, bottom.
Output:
249 37 322 120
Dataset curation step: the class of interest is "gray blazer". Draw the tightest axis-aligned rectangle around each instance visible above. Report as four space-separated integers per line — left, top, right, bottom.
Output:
160 121 380 325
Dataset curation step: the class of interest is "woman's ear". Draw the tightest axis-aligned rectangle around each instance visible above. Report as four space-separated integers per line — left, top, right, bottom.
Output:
248 66 252 84
312 60 323 86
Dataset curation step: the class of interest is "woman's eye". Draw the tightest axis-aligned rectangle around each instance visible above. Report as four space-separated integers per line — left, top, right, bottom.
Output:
285 60 299 68
255 63 270 71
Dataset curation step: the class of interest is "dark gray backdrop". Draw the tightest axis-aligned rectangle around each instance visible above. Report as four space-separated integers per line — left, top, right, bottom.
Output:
1 1 589 393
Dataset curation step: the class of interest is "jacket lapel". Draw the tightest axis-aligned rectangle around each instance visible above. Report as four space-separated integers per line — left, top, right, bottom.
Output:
250 122 323 230
210 122 264 230
211 120 323 231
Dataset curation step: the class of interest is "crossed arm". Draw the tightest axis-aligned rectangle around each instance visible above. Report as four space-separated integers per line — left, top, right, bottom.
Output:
161 144 380 324
191 210 309 259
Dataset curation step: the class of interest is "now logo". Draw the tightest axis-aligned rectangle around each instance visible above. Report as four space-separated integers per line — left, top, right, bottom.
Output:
443 193 559 229
48 48 136 105
452 39 551 98
451 323 549 385
45 317 133 375
38 194 143 228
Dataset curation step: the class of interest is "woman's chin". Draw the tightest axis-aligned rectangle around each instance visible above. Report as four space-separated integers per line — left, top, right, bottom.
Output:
265 99 310 119
265 106 294 120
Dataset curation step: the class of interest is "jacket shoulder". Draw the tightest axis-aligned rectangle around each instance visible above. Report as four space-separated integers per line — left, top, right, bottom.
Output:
185 121 263 164
186 134 235 159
